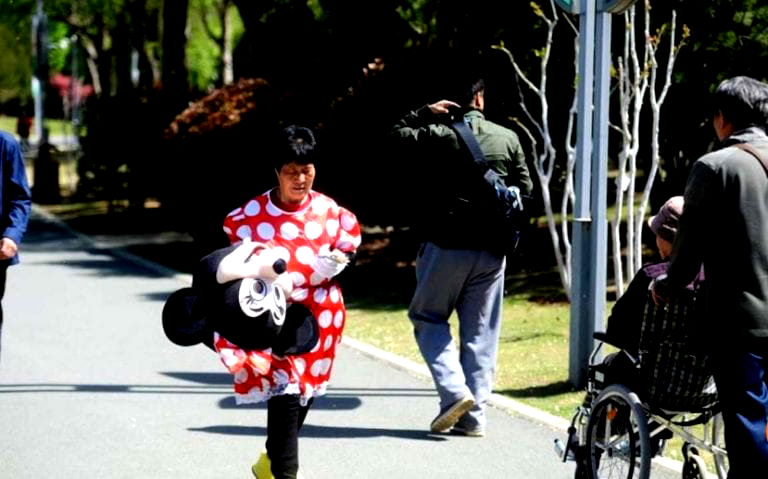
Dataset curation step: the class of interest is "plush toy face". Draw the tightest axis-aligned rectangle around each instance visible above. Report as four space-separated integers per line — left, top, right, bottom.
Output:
164 239 303 352
238 276 287 326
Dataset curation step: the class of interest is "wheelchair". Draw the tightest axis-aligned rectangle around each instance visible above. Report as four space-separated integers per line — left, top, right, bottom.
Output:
555 330 728 479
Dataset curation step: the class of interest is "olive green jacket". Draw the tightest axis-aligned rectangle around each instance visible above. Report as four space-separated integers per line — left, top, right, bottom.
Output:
392 106 533 253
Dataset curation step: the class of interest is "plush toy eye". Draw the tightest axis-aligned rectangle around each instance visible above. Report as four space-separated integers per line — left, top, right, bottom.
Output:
272 286 286 325
238 278 269 317
250 279 267 299
237 277 287 326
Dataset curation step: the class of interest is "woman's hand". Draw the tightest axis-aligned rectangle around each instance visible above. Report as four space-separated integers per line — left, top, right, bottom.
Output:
311 245 349 279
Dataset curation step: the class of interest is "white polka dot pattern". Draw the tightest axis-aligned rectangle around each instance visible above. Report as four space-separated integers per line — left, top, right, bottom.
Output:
326 219 339 238
318 310 332 328
304 221 322 240
313 288 327 304
290 272 306 287
341 212 355 231
236 225 252 240
333 310 344 328
257 222 275 240
244 200 261 216
329 286 340 303
280 222 299 240
310 272 324 286
217 190 361 405
291 288 308 302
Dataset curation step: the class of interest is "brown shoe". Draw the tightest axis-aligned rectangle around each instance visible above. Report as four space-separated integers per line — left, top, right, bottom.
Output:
430 395 475 433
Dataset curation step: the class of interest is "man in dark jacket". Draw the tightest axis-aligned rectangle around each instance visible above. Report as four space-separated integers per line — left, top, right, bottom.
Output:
392 76 532 437
653 76 768 475
0 131 31 362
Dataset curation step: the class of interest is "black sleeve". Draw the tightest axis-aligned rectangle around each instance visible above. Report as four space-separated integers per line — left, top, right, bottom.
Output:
605 269 652 355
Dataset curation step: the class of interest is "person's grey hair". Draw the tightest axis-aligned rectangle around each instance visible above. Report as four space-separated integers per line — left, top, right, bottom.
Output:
714 76 768 131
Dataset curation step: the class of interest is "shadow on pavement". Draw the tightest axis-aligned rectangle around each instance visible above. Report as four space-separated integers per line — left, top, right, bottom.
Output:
496 380 578 399
188 423 448 441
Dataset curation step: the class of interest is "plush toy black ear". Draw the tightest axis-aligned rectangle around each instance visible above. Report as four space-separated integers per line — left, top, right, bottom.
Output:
274 304 319 356
209 278 281 350
162 287 212 348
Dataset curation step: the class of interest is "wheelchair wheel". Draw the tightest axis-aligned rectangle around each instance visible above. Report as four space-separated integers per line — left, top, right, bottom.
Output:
682 445 708 479
585 384 651 479
711 413 729 479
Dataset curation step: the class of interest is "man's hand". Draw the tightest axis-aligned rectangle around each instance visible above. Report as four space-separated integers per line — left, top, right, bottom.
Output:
0 237 18 260
428 100 461 115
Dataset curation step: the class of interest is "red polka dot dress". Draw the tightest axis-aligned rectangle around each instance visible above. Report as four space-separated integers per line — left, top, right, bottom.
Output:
214 189 361 405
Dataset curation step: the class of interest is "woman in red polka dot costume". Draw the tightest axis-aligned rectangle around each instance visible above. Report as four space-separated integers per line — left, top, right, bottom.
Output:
215 125 360 479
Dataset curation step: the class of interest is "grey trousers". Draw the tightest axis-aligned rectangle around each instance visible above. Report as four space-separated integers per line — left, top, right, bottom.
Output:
408 242 505 430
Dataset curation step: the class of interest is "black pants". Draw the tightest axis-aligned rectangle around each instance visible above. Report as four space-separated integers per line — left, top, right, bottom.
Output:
266 394 313 479
0 264 6 362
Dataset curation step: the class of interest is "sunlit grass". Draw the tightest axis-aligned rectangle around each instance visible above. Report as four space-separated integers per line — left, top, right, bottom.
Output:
0 115 75 139
344 293 584 419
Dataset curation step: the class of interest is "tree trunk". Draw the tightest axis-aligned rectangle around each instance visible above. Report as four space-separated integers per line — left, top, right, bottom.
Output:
162 0 189 114
221 0 234 84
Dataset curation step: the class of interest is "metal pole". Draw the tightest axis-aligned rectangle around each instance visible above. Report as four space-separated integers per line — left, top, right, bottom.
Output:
568 0 596 387
32 0 48 145
588 9 611 364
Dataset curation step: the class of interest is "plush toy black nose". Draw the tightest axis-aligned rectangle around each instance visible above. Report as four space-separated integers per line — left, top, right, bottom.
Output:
273 259 287 274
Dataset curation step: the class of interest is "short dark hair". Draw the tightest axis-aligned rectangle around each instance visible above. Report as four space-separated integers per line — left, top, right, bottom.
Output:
272 125 317 171
713 76 768 131
454 77 485 107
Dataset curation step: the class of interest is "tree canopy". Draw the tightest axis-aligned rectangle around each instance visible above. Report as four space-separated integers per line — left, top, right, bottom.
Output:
0 0 767 235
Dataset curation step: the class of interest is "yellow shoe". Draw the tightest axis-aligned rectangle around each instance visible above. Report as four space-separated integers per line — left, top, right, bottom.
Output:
251 450 273 479
251 449 306 479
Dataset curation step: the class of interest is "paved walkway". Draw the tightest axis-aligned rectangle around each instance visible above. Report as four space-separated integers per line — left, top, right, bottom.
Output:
0 210 677 478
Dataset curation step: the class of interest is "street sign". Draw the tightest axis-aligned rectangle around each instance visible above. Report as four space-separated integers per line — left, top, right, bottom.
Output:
600 0 638 14
555 0 639 15
554 0 581 14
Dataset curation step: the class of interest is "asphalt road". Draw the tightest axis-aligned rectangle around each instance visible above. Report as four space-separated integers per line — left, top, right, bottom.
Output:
0 211 678 478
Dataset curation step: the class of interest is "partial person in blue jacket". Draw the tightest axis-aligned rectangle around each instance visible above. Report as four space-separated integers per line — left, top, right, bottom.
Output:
0 131 32 361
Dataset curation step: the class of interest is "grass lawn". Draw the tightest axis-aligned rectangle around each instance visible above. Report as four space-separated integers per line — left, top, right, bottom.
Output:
0 115 73 138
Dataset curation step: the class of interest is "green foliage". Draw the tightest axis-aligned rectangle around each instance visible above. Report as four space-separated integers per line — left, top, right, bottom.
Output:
46 21 71 72
0 23 32 104
187 0 245 91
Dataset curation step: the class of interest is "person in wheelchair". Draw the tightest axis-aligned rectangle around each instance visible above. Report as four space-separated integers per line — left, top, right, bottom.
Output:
601 196 713 410
603 196 685 364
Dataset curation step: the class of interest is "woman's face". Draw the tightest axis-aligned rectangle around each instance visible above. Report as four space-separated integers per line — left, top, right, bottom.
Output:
656 235 673 260
276 162 316 205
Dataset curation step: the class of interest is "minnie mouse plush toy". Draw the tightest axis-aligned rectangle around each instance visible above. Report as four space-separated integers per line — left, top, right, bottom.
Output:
162 237 318 364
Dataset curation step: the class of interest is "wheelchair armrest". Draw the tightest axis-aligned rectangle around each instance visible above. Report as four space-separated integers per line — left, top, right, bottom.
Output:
593 331 610 342
593 331 625 350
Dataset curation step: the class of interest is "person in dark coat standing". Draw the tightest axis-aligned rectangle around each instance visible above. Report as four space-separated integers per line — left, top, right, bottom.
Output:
653 76 768 476
0 131 32 362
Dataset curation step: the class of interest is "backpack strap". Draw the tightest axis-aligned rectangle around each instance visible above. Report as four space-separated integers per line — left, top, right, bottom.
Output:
733 142 768 176
450 119 491 170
